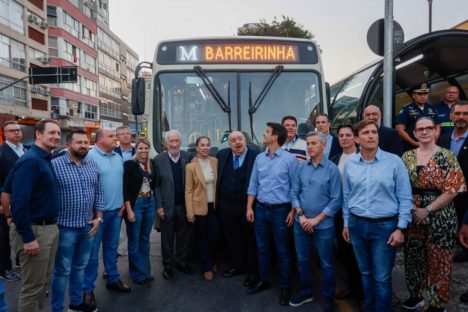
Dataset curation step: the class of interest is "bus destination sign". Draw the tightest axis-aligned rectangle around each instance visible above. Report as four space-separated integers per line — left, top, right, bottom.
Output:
157 40 318 65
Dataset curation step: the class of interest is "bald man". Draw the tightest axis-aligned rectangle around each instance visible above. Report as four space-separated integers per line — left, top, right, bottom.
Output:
363 105 403 156
216 131 259 287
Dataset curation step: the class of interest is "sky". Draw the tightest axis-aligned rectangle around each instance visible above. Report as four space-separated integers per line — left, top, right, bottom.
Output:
109 0 468 83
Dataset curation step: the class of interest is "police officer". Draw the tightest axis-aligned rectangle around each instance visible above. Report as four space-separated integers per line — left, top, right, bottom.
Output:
396 83 440 152
435 85 460 136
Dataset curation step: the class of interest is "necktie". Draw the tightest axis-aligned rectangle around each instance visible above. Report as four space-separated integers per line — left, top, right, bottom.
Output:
233 155 240 169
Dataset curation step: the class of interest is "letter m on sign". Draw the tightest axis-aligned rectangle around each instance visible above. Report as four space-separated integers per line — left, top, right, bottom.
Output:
178 46 198 62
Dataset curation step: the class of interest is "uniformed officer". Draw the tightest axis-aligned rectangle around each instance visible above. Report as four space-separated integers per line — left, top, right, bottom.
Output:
435 85 460 136
396 83 440 152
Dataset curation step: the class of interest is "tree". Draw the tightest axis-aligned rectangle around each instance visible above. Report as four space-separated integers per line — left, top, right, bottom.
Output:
237 16 313 39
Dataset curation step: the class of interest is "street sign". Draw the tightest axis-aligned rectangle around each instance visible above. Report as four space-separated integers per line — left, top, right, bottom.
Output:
367 19 404 56
29 66 78 84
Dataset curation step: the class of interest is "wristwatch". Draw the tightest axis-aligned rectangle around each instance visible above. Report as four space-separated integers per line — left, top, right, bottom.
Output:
297 210 304 217
397 227 407 233
97 217 103 224
425 206 433 214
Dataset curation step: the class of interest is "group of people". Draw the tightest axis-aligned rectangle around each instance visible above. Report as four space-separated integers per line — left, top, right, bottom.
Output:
0 83 465 312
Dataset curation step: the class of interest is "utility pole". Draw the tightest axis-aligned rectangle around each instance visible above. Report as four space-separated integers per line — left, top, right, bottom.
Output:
382 0 394 127
428 0 433 32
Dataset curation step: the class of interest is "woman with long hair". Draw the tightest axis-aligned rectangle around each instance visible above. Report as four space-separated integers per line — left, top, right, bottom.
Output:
401 117 466 312
122 138 158 285
185 136 219 281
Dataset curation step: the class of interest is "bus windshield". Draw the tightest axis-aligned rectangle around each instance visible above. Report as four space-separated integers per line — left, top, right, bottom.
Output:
157 70 321 151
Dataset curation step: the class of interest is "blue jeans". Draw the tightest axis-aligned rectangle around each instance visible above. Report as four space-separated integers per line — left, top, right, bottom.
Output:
84 209 122 291
348 215 397 312
254 203 291 288
294 222 336 301
125 197 156 282
51 225 94 312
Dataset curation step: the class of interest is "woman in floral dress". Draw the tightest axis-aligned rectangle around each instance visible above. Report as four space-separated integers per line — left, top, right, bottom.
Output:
401 117 466 312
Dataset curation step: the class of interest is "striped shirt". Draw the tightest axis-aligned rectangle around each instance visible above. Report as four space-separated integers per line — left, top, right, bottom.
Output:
52 153 104 228
282 136 307 162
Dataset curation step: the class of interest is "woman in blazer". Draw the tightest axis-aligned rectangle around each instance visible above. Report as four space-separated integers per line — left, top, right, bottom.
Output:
185 136 219 281
122 138 158 285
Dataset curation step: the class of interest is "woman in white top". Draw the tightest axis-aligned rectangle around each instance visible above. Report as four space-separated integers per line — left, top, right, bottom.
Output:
185 136 219 281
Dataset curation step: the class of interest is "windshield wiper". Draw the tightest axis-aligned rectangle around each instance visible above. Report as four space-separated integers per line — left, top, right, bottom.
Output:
248 65 284 144
194 66 232 131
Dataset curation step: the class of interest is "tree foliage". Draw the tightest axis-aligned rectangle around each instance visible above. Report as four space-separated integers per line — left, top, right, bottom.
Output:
237 16 313 39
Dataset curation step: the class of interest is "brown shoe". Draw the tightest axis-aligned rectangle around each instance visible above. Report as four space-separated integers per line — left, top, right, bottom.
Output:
212 265 218 273
204 271 214 281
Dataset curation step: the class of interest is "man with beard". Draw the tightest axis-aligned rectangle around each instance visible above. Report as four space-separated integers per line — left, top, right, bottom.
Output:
10 119 61 311
50 129 104 312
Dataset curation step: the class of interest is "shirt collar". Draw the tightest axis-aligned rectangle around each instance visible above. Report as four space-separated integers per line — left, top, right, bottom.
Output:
63 152 87 165
168 152 180 163
265 147 284 158
358 147 382 163
94 145 116 156
5 140 23 151
307 156 326 168
120 145 133 152
451 129 468 141
31 144 51 159
232 147 248 159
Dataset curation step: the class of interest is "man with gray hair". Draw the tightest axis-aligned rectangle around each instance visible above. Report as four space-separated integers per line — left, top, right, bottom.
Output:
216 131 259 286
154 130 193 280
289 131 341 310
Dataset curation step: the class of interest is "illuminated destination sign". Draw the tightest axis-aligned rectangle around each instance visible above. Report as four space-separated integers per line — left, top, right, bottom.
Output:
157 40 318 65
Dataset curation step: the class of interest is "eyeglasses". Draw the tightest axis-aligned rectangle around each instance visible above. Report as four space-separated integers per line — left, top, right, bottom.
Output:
4 129 21 133
415 126 435 133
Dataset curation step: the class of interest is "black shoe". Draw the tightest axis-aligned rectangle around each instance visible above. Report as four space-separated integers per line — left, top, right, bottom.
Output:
106 280 131 293
461 290 468 303
134 279 150 286
279 288 291 306
453 250 468 263
163 268 173 280
176 264 194 275
0 269 20 281
402 297 424 310
145 275 155 282
83 291 96 308
68 302 98 312
223 267 243 278
243 273 258 287
247 281 270 294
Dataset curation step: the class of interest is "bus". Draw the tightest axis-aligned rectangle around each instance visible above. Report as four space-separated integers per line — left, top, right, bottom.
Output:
131 36 328 153
328 29 468 132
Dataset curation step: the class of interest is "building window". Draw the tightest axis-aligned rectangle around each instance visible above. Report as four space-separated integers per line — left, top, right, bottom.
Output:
64 40 79 64
47 5 57 26
48 36 58 56
63 11 79 38
82 52 97 74
83 77 97 97
0 0 24 34
0 34 26 72
83 103 98 120
98 51 119 78
100 98 122 118
81 25 95 48
62 75 81 93
99 75 120 98
29 48 46 62
0 74 27 107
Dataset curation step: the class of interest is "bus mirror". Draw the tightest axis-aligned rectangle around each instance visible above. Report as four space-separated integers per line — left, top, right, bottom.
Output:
325 82 331 108
131 77 146 115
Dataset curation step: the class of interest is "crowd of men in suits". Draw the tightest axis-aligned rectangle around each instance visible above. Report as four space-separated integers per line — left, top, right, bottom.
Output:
0 84 466 312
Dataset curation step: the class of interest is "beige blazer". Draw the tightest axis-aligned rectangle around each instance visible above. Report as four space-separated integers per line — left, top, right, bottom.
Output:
185 156 218 217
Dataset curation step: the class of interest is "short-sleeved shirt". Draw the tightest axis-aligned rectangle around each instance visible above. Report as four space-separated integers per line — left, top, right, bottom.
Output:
396 102 439 144
435 101 454 136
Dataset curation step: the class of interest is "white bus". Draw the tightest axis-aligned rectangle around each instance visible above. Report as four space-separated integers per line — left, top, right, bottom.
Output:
132 36 328 153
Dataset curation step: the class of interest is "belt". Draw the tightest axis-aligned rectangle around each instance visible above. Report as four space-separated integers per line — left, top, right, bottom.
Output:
31 219 57 226
412 187 441 196
351 213 396 223
258 202 291 210
138 191 152 198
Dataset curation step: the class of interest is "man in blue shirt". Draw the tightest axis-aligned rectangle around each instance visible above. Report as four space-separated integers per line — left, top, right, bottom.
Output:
83 128 130 308
289 131 341 310
435 85 459 136
246 122 297 306
10 119 61 312
342 120 413 312
50 129 104 312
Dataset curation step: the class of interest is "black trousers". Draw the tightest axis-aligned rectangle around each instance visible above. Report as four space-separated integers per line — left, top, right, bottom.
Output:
219 200 257 274
0 214 12 271
160 205 189 269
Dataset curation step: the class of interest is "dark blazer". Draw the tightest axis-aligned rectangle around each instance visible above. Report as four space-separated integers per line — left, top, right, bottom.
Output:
0 143 22 192
330 149 359 167
438 132 468 211
216 147 259 194
329 135 343 160
114 146 136 158
154 151 191 215
379 125 403 156
123 159 157 209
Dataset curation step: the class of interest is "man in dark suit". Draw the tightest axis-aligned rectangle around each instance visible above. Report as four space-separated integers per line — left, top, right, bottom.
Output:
114 126 135 161
0 121 24 281
438 101 468 267
217 131 259 287
363 105 403 156
154 130 193 280
315 114 342 159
